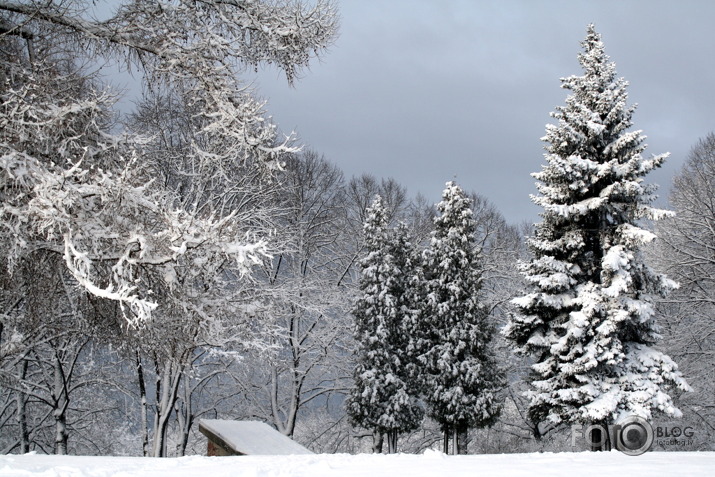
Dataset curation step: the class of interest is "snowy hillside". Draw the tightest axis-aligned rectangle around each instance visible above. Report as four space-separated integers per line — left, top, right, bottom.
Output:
2 451 714 477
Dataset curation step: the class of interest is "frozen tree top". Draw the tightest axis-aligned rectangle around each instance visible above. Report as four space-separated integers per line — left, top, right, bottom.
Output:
198 420 313 456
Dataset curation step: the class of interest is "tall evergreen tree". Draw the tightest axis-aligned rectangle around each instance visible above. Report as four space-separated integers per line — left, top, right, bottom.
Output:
504 25 690 447
419 182 504 455
347 196 423 454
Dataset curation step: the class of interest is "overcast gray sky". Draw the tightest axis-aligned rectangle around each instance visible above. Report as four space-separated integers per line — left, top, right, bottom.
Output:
244 0 715 225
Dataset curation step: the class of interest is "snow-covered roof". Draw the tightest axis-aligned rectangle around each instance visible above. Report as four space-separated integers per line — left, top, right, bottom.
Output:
198 419 314 455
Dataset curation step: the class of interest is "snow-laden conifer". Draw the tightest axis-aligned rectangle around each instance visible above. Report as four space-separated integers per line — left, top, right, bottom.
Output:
504 25 690 433
347 196 423 453
420 182 504 454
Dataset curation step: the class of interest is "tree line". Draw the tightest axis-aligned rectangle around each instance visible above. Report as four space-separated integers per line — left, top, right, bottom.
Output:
1 2 713 456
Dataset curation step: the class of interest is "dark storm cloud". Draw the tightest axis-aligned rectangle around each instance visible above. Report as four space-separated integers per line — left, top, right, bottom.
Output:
248 0 715 224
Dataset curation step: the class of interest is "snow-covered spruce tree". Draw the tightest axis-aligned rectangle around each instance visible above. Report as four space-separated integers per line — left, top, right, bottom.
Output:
419 182 504 455
503 25 690 449
347 196 423 454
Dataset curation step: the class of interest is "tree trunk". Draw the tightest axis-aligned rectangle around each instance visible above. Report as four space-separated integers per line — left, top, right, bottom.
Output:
443 426 450 454
268 312 304 439
175 377 193 457
456 425 469 455
54 410 67 455
590 421 612 452
53 355 68 455
386 430 398 454
372 430 383 454
17 360 29 454
269 364 300 437
151 359 183 457
135 352 149 457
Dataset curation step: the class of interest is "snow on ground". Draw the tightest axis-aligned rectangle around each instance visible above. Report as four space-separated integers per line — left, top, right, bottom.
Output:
1 451 714 477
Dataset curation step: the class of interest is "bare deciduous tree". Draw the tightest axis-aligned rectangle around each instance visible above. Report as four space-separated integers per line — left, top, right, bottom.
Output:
657 133 715 448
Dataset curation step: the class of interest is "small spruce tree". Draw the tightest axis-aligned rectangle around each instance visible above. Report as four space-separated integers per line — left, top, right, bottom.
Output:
419 181 504 455
503 25 690 449
347 196 423 453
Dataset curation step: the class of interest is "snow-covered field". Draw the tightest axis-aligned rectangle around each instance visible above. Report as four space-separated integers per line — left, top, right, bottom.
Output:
2 451 713 477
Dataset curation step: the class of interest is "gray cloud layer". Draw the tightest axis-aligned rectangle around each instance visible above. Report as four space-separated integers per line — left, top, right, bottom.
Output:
248 0 715 224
